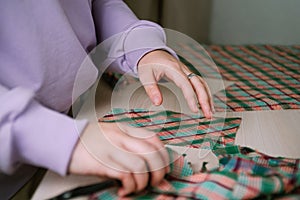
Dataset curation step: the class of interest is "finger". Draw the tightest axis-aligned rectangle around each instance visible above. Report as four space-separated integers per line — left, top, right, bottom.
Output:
181 63 214 116
102 168 136 197
143 83 162 106
111 153 150 193
199 77 215 113
82 128 150 195
143 131 171 174
188 76 212 118
165 68 199 112
138 66 163 106
72 147 138 197
144 148 169 186
123 126 170 174
121 133 168 186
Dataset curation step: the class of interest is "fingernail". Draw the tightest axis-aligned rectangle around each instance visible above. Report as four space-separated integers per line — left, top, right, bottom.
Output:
209 111 213 118
153 96 160 105
212 106 216 113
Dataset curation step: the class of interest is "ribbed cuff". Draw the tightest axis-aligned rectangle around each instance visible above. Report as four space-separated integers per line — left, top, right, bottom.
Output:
13 101 87 175
124 21 178 75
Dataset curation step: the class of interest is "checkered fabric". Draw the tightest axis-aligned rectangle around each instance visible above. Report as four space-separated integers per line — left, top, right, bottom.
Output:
104 45 300 112
90 109 300 199
99 108 241 149
178 45 300 112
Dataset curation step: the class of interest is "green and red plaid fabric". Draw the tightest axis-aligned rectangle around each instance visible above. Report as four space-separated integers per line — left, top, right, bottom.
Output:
178 45 300 112
99 108 241 149
104 45 300 112
91 109 300 199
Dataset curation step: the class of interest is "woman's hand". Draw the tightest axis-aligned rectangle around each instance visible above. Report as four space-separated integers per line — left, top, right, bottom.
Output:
68 122 169 197
138 50 214 118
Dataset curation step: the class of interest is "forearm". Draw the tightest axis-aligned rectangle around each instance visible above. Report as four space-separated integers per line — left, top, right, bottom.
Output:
0 85 87 175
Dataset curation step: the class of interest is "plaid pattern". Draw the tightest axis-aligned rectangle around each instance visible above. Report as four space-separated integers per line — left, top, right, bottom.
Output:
104 45 300 112
91 109 300 199
178 45 300 112
99 108 241 149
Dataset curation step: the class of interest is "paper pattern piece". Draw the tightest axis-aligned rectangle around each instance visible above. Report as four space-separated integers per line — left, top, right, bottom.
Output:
178 45 300 112
90 109 300 199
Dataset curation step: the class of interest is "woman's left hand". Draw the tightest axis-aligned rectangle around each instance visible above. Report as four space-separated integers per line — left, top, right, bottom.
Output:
138 50 214 118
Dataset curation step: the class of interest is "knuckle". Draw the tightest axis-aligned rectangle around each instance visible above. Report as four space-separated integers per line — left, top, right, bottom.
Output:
133 159 147 172
118 172 131 180
138 142 157 152
150 171 165 186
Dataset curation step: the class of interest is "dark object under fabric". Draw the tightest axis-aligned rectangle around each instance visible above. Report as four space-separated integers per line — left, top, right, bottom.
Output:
48 179 121 200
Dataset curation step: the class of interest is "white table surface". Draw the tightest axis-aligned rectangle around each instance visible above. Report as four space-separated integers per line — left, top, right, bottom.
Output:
32 78 300 200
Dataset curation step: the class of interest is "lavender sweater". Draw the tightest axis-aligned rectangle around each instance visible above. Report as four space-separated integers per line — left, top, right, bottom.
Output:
0 0 174 197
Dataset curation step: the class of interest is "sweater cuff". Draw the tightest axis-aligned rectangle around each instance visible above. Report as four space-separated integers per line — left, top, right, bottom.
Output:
123 21 178 75
13 101 87 176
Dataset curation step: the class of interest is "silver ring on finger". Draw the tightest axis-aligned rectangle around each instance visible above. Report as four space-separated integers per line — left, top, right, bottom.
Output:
187 72 197 80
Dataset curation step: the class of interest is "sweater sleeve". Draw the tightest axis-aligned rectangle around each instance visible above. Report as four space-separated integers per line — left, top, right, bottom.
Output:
92 0 177 75
0 85 87 176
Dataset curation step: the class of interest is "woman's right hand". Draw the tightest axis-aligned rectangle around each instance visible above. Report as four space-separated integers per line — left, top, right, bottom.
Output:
68 122 170 197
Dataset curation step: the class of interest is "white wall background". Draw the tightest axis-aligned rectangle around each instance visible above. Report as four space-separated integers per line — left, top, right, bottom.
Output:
210 0 300 45
126 0 300 45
